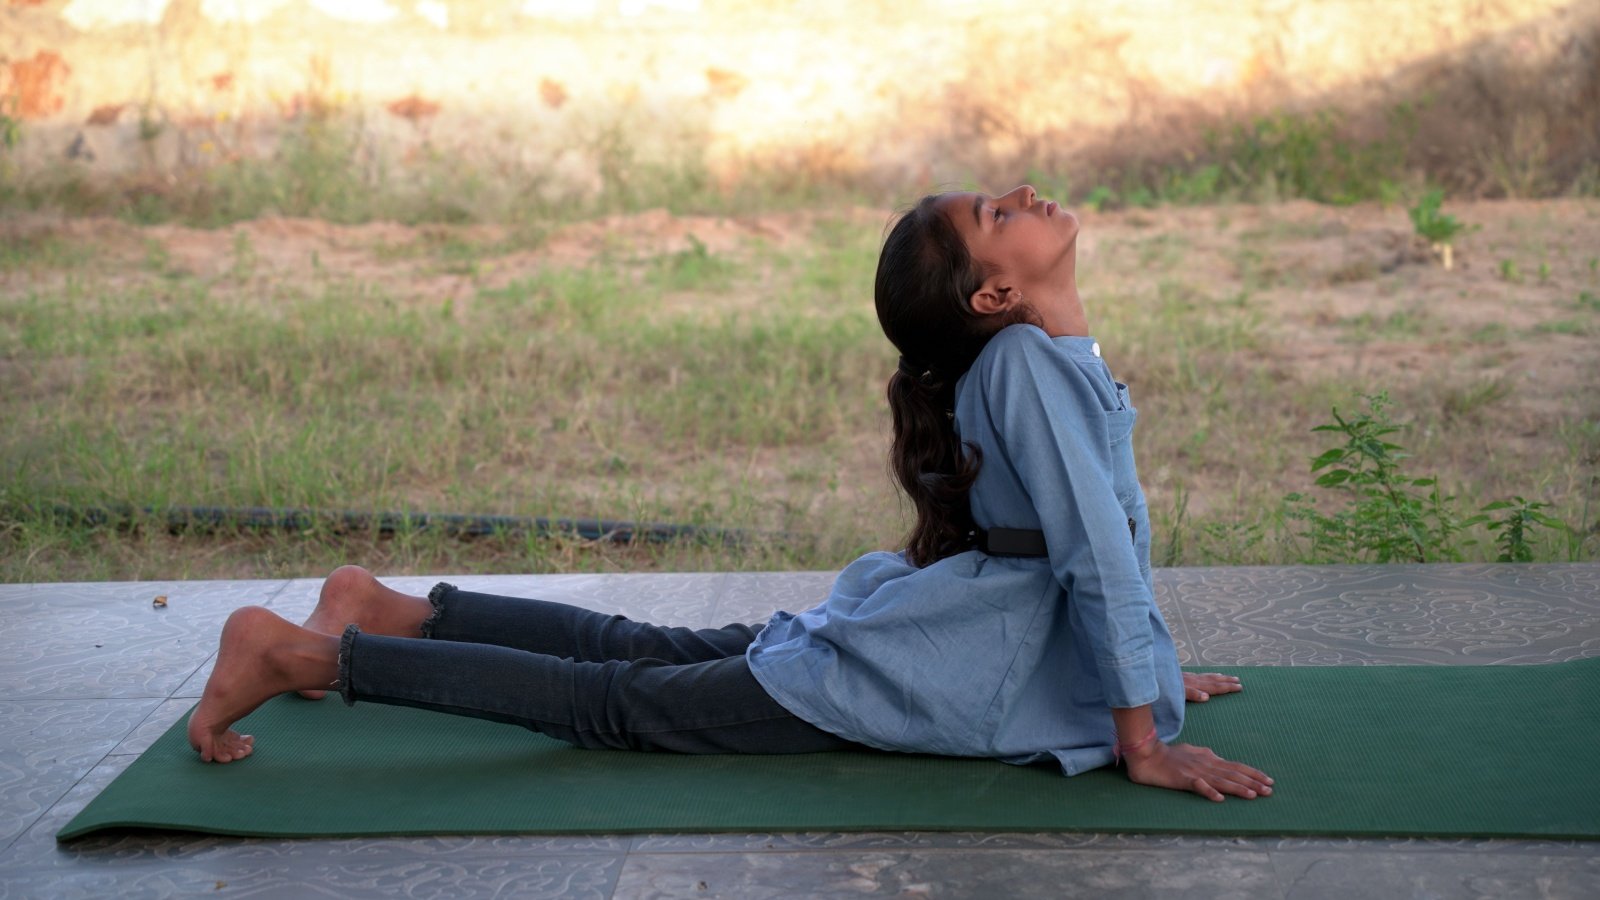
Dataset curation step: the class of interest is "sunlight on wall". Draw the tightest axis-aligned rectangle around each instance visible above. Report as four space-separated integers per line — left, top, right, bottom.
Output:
61 0 170 28
10 0 1597 193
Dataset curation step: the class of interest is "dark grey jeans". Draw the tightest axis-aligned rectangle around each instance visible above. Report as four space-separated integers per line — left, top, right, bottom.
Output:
337 583 857 754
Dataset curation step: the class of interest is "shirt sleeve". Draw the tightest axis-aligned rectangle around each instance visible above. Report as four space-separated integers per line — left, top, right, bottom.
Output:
976 326 1158 708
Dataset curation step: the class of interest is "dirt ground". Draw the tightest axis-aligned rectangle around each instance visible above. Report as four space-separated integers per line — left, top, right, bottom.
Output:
19 195 1597 349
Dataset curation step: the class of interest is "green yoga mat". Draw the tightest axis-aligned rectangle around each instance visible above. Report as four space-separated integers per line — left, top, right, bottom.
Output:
59 658 1600 841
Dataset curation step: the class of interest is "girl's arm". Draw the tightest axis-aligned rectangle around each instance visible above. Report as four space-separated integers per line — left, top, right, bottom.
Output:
978 328 1161 707
979 328 1272 799
1111 706 1273 802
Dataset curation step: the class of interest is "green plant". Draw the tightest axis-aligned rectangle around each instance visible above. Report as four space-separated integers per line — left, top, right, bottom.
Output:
1081 185 1115 212
648 233 734 292
1159 164 1222 205
1022 167 1072 206
141 238 171 274
0 105 20 152
1200 105 1415 205
1473 497 1566 563
230 230 257 282
1375 179 1405 209
1478 113 1554 199
137 108 164 143
1285 393 1469 563
1533 319 1586 335
1409 190 1465 270
1123 184 1157 209
1499 259 1522 283
1285 393 1577 564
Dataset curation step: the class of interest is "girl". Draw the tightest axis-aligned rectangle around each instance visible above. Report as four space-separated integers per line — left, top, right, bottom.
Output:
189 186 1272 803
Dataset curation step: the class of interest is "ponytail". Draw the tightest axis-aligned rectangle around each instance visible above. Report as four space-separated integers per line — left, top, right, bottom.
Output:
887 366 982 566
875 196 1037 567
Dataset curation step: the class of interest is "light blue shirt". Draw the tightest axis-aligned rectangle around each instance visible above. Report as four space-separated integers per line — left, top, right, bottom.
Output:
746 324 1184 775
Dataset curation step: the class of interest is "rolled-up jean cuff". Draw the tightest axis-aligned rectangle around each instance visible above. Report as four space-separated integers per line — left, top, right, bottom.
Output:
420 582 456 639
338 624 360 707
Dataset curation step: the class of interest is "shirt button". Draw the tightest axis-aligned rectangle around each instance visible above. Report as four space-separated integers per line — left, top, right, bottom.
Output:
1091 342 1101 357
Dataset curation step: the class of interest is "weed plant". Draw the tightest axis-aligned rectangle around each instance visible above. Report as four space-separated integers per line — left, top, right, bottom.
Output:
1284 394 1573 564
1409 189 1467 269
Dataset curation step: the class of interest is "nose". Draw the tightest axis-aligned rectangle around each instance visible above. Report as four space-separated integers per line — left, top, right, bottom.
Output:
999 185 1037 209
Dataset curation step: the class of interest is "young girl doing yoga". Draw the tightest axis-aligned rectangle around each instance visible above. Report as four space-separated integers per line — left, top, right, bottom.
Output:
190 186 1273 802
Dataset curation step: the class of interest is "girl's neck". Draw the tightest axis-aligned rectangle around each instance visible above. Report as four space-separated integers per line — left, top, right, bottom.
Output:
1033 283 1089 338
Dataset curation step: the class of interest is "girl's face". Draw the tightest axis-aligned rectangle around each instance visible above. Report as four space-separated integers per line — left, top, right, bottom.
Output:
940 185 1078 281
938 185 1083 332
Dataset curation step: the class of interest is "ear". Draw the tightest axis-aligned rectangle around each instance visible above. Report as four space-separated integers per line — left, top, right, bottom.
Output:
969 276 1020 316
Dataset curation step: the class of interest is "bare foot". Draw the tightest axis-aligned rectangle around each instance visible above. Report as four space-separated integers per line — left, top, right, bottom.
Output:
189 606 338 763
297 566 430 699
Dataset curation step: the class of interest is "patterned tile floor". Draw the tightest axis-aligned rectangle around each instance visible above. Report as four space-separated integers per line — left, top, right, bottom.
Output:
2 564 1598 899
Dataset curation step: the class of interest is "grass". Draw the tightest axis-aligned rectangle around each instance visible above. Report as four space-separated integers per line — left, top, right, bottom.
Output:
3 141 1598 580
0 211 907 580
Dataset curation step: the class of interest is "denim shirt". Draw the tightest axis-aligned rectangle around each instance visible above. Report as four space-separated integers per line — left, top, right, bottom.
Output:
746 324 1184 775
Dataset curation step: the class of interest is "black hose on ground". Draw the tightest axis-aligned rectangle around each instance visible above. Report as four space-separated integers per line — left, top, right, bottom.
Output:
31 503 763 547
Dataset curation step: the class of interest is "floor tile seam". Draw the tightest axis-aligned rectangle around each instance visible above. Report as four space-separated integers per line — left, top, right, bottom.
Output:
0 855 629 889
598 848 629 900
259 579 295 606
1257 840 1600 855
1167 587 1196 663
159 577 270 702
20 845 639 876
1 693 179 702
166 653 217 702
700 573 734 629
0 831 26 864
105 696 181 747
614 832 1286 851
110 698 196 757
8 696 167 859
0 776 79 862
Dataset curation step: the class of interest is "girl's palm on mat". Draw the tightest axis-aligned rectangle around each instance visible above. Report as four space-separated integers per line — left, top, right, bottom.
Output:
1125 742 1273 803
1183 672 1242 702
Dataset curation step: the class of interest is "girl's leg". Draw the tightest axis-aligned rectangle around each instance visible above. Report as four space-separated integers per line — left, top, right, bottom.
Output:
190 606 340 762
423 582 760 664
189 606 854 762
300 566 435 640
301 568 757 665
296 566 434 699
341 627 854 754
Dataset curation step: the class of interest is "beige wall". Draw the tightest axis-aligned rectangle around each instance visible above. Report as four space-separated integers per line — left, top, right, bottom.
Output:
2 0 1596 195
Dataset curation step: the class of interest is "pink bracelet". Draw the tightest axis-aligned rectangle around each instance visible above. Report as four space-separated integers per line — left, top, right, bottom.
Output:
1113 726 1159 765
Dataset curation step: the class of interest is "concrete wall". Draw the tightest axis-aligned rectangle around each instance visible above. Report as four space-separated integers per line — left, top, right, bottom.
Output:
2 0 1596 198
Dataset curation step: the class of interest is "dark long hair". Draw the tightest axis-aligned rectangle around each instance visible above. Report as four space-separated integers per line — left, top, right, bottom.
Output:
875 195 1037 567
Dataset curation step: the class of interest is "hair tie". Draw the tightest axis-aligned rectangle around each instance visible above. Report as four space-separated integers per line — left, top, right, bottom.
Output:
897 355 935 384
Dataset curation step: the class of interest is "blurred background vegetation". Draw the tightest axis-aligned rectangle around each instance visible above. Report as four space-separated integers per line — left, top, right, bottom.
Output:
2 0 1596 580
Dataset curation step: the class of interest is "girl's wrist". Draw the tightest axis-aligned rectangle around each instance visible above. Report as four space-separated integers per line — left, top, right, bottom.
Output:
1114 725 1160 765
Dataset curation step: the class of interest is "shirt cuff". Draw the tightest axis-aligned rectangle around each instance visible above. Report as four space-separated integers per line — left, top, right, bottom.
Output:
1097 652 1159 709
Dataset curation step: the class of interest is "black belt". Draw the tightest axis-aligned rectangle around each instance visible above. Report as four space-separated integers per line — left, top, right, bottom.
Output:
975 527 1049 557
975 518 1139 558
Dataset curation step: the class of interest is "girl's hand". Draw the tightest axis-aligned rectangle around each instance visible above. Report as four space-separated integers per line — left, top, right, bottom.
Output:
1183 671 1242 702
1123 741 1273 802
